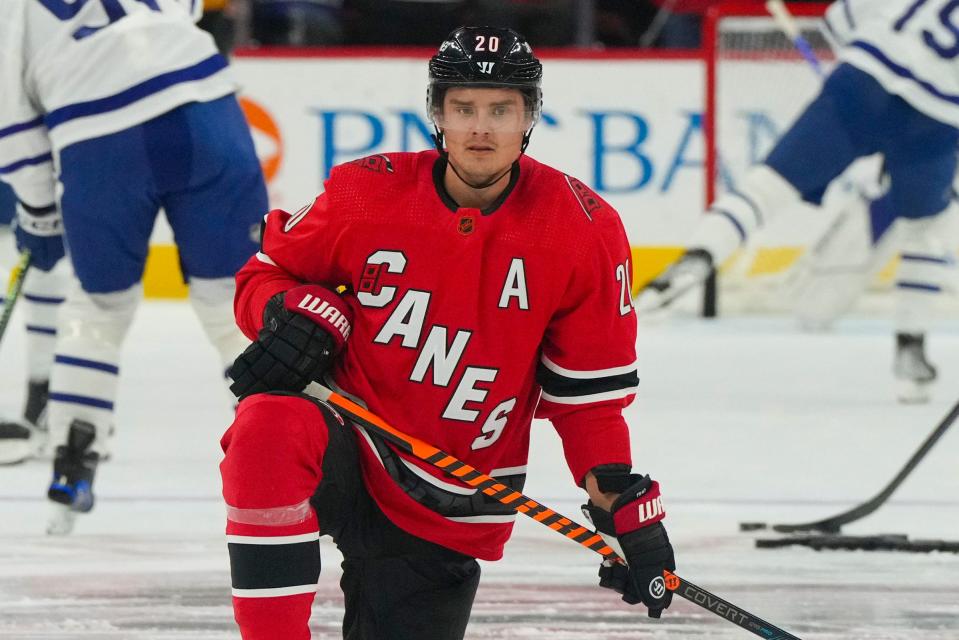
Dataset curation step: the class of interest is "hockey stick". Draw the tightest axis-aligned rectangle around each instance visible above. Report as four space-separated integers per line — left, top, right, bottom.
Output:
0 250 31 344
639 0 680 47
742 398 959 534
304 382 804 639
765 0 827 77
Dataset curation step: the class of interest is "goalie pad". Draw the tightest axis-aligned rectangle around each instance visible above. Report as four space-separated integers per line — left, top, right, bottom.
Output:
689 165 800 266
789 191 902 331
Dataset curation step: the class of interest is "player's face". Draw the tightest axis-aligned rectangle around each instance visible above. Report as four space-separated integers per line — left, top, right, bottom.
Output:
439 87 530 180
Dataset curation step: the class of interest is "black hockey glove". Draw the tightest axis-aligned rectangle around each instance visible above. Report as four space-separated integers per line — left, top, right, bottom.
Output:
228 285 352 398
583 473 675 618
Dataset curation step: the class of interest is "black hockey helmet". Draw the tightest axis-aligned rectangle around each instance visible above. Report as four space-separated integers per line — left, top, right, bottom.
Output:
428 26 543 151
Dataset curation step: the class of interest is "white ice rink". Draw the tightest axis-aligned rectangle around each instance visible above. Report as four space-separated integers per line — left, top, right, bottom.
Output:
1 301 957 639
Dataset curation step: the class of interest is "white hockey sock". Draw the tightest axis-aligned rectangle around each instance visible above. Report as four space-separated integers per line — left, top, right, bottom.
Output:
22 260 70 381
189 277 251 398
895 214 958 335
47 282 139 454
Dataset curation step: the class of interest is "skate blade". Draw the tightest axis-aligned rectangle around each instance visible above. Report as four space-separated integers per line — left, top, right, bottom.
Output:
46 503 78 536
897 379 932 404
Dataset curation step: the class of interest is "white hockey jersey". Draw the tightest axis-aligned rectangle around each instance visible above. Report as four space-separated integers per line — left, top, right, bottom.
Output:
826 0 959 129
0 0 235 207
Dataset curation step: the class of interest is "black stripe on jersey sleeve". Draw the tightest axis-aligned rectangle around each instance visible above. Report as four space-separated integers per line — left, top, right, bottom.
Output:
536 362 638 399
228 540 320 590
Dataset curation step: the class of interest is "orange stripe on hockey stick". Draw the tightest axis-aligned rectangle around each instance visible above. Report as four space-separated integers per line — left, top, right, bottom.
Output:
500 491 524 503
434 455 457 468
533 508 557 522
482 483 509 494
566 526 588 539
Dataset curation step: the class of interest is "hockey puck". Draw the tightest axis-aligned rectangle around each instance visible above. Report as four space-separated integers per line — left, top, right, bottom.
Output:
739 522 768 531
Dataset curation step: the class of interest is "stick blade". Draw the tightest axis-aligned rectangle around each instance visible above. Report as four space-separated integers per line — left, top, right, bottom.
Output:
771 520 842 534
756 533 959 553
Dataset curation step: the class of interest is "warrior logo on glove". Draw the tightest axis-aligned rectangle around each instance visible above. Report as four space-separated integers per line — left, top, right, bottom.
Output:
649 576 666 599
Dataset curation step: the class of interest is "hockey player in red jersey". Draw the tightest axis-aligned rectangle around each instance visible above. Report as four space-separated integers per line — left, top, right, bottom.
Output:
220 26 675 639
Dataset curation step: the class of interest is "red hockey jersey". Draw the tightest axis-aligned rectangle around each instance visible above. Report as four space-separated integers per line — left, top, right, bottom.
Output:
234 150 638 561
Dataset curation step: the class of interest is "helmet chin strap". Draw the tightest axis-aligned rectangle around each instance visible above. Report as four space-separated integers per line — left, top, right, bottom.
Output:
448 160 514 190
431 126 533 191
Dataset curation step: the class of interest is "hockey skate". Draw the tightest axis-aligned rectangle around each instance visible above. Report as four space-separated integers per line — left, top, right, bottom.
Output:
47 419 100 535
894 333 937 404
0 380 49 464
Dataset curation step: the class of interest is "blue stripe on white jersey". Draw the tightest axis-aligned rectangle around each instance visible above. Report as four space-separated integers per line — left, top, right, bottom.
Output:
1 0 234 205
0 117 44 140
0 153 53 176
45 54 228 129
850 40 959 107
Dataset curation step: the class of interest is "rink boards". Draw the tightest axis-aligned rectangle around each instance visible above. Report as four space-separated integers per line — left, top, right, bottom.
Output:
142 50 851 298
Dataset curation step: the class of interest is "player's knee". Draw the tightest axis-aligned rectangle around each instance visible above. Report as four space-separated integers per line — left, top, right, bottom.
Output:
189 277 248 363
190 276 235 306
223 393 331 462
887 140 957 220
58 284 140 349
73 259 145 296
891 190 954 221
898 203 957 240
221 393 334 513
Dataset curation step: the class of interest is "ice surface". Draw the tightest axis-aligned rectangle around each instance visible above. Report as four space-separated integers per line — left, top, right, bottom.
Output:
1 302 957 639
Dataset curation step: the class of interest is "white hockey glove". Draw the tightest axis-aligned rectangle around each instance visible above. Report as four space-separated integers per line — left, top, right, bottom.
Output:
635 249 713 313
14 202 65 272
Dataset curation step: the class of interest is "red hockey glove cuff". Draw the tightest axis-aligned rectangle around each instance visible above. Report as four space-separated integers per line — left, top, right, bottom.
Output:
611 478 665 533
281 285 353 354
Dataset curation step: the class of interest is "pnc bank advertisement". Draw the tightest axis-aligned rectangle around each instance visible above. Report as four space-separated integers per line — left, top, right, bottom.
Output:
147 52 830 295
229 54 817 248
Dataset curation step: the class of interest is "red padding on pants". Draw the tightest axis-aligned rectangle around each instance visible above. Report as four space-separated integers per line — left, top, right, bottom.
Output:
221 394 329 513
